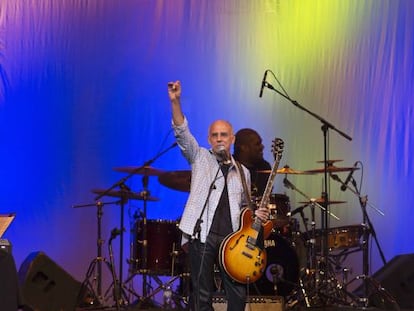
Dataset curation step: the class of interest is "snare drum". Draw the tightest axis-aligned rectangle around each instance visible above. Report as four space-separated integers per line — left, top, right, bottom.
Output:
314 224 364 251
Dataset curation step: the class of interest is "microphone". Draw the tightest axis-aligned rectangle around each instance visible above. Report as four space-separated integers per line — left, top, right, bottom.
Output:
283 177 294 190
109 227 124 242
216 145 231 165
259 70 268 98
341 161 358 191
287 204 308 217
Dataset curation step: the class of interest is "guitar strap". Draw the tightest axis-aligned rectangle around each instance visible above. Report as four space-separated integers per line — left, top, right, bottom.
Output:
235 161 254 210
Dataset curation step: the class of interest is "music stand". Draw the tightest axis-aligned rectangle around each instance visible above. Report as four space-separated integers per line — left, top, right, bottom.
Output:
0 213 15 238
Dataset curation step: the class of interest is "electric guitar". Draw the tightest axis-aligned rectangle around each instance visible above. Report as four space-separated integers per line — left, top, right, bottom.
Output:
219 138 284 284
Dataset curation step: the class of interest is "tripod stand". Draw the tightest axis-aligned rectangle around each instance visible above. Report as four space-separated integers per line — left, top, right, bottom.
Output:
283 177 352 307
330 170 388 307
73 200 120 307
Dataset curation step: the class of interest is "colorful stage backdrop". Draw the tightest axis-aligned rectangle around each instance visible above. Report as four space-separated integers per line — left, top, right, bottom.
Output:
0 0 413 300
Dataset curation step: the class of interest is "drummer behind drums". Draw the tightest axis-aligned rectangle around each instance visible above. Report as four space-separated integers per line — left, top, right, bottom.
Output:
233 128 271 198
233 128 292 234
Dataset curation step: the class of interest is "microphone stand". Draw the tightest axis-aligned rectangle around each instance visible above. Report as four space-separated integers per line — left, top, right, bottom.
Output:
192 164 222 311
192 164 222 240
330 174 386 303
94 142 178 304
263 74 351 292
108 229 122 311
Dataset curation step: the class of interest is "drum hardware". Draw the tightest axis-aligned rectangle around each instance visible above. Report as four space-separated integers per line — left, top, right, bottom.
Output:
283 177 340 271
91 188 160 202
299 198 347 205
92 181 160 306
89 142 178 307
73 200 121 307
283 177 340 221
125 217 190 309
282 176 361 307
330 171 387 307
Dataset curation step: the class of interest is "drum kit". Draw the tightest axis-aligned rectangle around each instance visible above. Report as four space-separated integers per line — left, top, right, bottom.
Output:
77 158 380 310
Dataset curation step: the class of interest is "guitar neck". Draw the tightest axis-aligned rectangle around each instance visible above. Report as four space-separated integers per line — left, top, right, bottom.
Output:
257 138 283 212
258 158 281 211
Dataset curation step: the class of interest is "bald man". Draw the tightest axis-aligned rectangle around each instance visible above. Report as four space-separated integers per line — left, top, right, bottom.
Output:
168 81 269 311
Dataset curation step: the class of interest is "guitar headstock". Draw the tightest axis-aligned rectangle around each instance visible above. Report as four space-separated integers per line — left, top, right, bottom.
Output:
272 138 284 161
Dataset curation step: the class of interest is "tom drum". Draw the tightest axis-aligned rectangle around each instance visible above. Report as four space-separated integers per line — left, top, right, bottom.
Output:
131 219 181 275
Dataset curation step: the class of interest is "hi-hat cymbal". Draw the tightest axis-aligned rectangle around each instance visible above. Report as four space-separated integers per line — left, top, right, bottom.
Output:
299 197 346 205
158 170 191 192
92 189 159 201
113 165 165 176
304 166 359 174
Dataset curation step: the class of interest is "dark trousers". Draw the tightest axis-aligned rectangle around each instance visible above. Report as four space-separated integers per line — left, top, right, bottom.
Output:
189 233 246 311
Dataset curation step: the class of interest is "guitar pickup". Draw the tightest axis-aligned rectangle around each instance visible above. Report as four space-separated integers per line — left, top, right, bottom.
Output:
242 251 253 259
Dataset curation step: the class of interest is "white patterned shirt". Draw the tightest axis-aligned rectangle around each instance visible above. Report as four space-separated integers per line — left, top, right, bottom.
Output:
173 117 250 243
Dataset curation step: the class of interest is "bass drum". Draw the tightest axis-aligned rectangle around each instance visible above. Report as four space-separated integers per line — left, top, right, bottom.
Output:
249 233 303 297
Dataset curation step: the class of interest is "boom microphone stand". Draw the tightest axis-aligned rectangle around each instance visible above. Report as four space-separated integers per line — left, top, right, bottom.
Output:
260 69 351 304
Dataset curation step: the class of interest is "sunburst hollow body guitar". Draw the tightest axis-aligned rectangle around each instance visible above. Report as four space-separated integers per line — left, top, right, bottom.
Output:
219 138 284 284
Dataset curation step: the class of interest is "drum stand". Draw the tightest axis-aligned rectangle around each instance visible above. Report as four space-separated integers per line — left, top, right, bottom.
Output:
74 201 120 307
121 174 156 307
331 173 388 308
124 217 189 309
124 174 187 309
283 178 360 307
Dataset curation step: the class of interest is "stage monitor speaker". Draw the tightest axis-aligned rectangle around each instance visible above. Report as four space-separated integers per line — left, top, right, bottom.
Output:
18 251 82 311
0 249 22 310
212 296 284 311
367 253 414 309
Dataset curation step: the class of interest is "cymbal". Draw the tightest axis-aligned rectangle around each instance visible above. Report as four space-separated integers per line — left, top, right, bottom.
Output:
113 165 165 176
92 189 159 201
257 165 311 175
304 165 359 174
299 197 346 205
158 170 191 192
